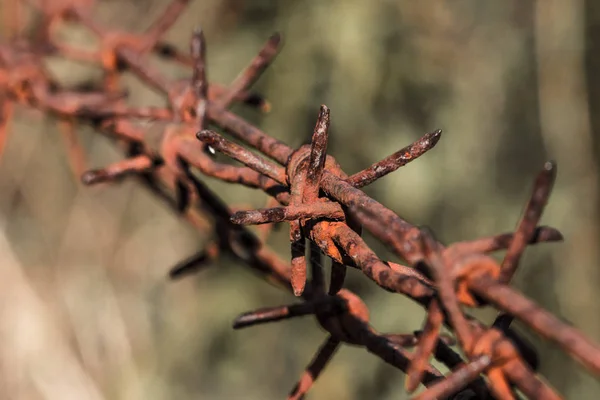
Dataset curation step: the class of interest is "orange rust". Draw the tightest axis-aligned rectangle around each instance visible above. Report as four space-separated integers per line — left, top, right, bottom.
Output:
405 299 443 392
1 3 597 399
451 253 501 307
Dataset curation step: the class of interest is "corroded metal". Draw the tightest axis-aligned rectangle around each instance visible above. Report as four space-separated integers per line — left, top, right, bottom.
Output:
1 2 599 399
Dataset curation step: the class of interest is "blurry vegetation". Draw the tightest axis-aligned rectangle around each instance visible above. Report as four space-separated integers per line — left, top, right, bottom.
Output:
1 0 600 399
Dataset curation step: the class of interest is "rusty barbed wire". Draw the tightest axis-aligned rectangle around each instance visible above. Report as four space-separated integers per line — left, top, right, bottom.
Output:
1 0 599 399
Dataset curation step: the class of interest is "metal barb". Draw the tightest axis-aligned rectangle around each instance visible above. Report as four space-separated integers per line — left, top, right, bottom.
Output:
1 4 598 399
346 129 442 188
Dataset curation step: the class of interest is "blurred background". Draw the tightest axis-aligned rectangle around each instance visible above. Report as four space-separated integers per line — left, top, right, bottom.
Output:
1 0 600 398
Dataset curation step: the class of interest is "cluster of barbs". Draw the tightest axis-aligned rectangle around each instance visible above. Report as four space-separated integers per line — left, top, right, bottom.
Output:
1 1 599 399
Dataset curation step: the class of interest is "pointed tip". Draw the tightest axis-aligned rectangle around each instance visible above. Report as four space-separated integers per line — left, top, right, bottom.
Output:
428 128 442 137
544 160 557 172
426 129 443 146
232 316 247 330
168 252 210 280
269 32 282 46
317 105 330 124
80 171 95 185
190 28 207 58
404 375 419 393
168 264 190 279
193 25 204 35
291 268 306 296
81 170 103 185
538 160 557 187
292 284 305 297
261 101 272 113
551 230 564 242
192 28 205 45
535 226 564 242
232 311 257 329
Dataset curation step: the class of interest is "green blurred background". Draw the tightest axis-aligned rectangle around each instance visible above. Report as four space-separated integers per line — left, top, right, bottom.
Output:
1 0 600 398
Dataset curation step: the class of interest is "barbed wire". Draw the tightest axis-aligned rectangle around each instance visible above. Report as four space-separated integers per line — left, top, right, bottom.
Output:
1 1 599 398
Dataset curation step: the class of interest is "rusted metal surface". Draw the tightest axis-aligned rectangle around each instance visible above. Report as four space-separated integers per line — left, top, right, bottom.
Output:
346 129 442 188
230 201 345 225
1 1 599 399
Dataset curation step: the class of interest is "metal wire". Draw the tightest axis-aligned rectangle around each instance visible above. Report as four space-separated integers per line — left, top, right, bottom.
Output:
1 1 599 399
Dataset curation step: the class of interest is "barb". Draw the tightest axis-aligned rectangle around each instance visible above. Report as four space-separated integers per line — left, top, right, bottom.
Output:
289 163 308 296
214 32 281 110
169 241 219 279
142 0 192 49
2 2 598 399
470 273 600 375
81 155 155 185
233 299 338 329
405 299 444 393
231 202 344 225
419 228 475 353
197 130 288 185
499 161 557 284
191 28 208 129
413 355 491 400
288 336 340 400
346 129 442 188
303 105 330 202
450 225 563 255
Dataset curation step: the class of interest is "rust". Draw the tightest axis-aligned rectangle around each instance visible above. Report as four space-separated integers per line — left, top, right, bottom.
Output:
2 2 599 399
303 105 330 203
405 299 444 393
499 161 557 284
419 229 475 352
450 225 563 255
328 261 347 295
141 0 192 51
255 196 281 241
289 161 308 296
81 155 155 185
288 335 340 400
469 272 600 375
191 28 208 130
197 129 288 184
168 241 219 279
230 201 344 225
213 32 281 110
346 129 442 188
492 161 557 333
328 201 361 295
414 355 491 400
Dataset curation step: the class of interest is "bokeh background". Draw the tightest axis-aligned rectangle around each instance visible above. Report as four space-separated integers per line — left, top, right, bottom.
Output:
1 0 600 398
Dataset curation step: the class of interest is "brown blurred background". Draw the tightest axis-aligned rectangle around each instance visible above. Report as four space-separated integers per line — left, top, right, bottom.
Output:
1 0 600 399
